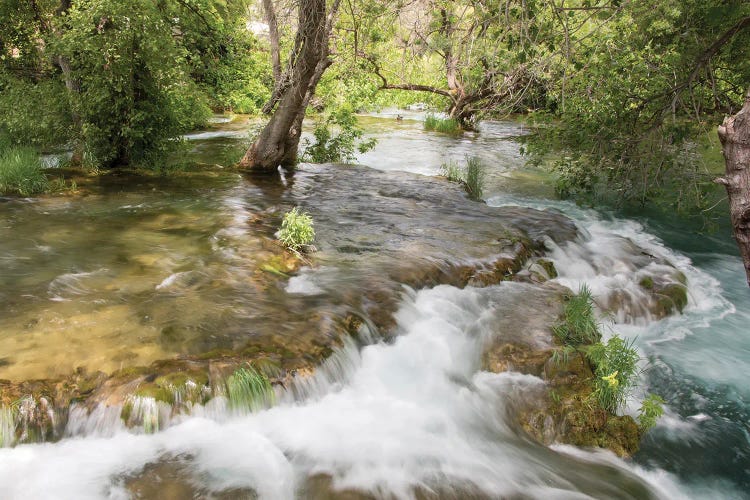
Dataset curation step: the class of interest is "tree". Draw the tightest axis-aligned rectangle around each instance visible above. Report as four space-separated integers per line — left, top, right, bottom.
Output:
1 0 257 167
717 89 750 287
354 0 556 129
523 1 750 211
239 0 341 171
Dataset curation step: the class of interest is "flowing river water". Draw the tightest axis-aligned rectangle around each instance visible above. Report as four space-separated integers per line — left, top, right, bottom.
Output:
0 114 748 498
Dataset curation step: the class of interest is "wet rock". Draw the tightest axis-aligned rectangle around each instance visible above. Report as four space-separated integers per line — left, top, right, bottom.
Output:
481 283 644 457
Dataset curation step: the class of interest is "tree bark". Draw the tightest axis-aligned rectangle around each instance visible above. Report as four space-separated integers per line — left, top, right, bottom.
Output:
717 88 750 287
240 0 335 171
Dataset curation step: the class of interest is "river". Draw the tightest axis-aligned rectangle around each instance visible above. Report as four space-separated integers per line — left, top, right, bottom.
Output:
0 114 747 499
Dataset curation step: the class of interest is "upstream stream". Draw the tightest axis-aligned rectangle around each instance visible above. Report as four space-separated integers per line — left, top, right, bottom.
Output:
0 114 748 498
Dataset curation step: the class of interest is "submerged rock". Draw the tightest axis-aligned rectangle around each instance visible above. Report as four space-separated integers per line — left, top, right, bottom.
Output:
0 164 581 444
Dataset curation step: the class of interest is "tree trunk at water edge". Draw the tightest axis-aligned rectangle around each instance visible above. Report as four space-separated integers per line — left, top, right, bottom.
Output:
239 0 338 172
717 89 750 287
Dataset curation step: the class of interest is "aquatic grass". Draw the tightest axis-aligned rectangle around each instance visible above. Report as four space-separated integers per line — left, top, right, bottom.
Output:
552 285 601 347
439 156 485 201
424 114 462 134
464 156 485 201
278 207 315 252
439 160 464 183
0 146 49 196
226 364 276 412
586 335 640 413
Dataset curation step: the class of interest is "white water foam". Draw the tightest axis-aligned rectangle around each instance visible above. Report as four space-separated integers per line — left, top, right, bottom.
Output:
0 283 684 499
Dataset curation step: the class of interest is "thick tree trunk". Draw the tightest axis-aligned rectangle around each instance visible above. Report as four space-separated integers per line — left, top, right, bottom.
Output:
717 89 750 287
239 0 330 171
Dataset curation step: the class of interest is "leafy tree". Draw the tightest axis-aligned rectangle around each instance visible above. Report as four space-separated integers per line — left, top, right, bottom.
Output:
523 1 750 212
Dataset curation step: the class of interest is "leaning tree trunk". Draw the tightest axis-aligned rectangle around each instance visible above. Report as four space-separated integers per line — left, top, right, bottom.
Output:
239 0 330 171
717 89 750 287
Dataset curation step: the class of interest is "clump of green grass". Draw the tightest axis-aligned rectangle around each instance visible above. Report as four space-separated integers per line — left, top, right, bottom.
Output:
553 285 601 347
586 334 640 413
278 207 315 252
0 145 49 196
424 114 462 134
439 156 486 201
439 160 464 183
226 364 276 412
464 156 485 200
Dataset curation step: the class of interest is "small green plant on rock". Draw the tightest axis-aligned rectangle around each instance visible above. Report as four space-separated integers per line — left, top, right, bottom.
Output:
278 207 315 252
638 393 665 432
586 335 640 413
226 364 275 412
439 156 486 201
553 285 601 347
439 160 464 183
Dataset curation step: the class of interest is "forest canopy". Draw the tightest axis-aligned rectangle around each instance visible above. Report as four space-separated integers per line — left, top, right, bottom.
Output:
1 0 749 213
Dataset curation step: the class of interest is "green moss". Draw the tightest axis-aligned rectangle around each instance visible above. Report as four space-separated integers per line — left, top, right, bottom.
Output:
639 276 655 290
657 283 688 314
195 349 234 360
537 259 558 279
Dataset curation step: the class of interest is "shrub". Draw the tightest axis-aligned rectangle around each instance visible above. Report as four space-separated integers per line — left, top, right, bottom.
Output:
226 364 275 412
278 207 315 251
553 285 601 347
638 393 665 432
587 334 640 413
464 156 485 200
424 114 462 134
0 145 49 196
301 106 376 163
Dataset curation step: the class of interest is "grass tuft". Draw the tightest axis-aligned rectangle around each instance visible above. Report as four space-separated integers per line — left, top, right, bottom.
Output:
0 145 49 196
553 285 601 346
424 114 462 134
226 364 276 412
439 156 486 201
439 160 464 183
464 156 485 200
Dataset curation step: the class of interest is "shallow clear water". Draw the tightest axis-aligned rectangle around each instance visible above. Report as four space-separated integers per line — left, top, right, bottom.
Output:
0 115 748 498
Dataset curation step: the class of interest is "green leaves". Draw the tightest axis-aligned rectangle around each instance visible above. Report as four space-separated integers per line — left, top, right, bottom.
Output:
553 285 602 347
278 208 316 252
587 335 640 414
301 106 376 163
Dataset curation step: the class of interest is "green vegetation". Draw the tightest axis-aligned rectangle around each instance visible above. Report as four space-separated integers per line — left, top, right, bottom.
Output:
226 364 275 412
638 394 666 432
439 156 486 201
0 145 48 196
464 157 485 201
301 106 377 163
587 335 640 414
278 208 316 252
553 285 601 347
551 286 663 428
424 115 462 134
439 160 463 183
